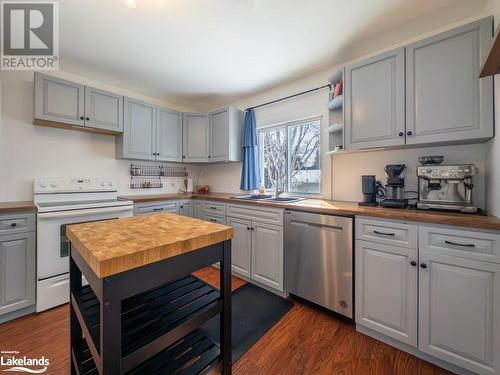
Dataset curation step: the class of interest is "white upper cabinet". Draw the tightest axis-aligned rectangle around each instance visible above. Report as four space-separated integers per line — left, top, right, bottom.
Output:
406 17 493 145
34 73 85 126
84 86 123 132
34 73 124 133
343 17 493 151
118 97 156 160
208 107 244 162
344 48 405 149
182 113 209 162
156 107 183 162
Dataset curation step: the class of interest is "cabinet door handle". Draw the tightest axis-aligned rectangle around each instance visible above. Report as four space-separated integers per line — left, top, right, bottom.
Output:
410 260 417 267
251 227 255 231
247 227 250 230
444 240 475 248
420 263 427 269
373 230 395 236
85 117 90 121
407 131 413 136
80 116 84 120
398 132 404 137
10 222 17 228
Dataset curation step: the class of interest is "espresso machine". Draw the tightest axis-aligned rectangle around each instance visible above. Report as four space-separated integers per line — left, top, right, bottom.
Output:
380 164 408 208
417 164 478 213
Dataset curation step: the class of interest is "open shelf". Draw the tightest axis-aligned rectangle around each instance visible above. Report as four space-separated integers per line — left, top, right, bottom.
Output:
328 95 343 111
71 275 222 374
127 330 221 375
72 330 221 375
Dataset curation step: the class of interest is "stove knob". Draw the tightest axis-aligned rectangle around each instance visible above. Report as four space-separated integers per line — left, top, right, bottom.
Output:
427 169 432 173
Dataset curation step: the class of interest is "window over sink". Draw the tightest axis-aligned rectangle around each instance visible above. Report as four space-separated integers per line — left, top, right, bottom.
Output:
258 118 321 194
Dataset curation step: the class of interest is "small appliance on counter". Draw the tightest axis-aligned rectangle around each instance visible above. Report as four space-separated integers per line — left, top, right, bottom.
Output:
380 164 408 209
417 164 479 213
359 175 377 206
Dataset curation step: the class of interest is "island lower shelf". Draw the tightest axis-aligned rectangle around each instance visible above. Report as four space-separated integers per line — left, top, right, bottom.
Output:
71 274 223 374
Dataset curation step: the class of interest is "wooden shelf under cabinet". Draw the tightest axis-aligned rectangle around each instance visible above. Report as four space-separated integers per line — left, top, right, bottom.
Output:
33 119 122 136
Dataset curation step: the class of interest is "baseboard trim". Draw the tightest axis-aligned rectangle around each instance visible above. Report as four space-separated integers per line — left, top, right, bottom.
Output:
356 324 476 375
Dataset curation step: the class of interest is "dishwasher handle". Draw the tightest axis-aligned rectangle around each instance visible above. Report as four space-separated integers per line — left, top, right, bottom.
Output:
289 220 345 232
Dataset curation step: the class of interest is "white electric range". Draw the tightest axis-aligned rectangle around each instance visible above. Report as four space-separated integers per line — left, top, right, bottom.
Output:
34 178 134 312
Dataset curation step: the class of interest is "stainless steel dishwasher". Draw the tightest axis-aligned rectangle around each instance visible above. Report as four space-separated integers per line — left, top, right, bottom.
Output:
285 210 353 318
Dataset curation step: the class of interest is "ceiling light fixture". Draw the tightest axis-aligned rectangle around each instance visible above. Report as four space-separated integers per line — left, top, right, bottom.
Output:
124 0 137 10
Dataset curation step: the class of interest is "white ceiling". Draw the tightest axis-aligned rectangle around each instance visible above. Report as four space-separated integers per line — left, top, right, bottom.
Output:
59 0 485 110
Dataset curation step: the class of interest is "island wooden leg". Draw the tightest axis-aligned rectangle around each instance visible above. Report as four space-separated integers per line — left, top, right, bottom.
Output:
101 277 122 375
220 239 232 374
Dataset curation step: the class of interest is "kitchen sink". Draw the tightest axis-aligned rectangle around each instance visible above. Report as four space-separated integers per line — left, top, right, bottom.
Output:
232 194 273 200
231 195 305 203
266 197 305 203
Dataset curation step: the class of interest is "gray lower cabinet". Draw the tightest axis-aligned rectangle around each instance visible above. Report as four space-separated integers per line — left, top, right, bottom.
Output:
134 201 178 216
178 200 194 217
406 17 493 145
34 73 85 126
251 222 283 291
419 251 500 375
156 107 183 162
344 48 405 149
0 231 35 317
84 86 123 132
118 97 156 160
208 107 244 162
226 217 252 278
183 113 209 162
355 239 418 347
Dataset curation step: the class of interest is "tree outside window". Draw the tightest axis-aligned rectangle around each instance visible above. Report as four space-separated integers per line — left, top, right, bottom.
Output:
259 119 321 195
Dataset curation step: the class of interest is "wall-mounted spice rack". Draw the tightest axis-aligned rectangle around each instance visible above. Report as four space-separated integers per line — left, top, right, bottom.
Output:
130 176 163 189
130 164 187 177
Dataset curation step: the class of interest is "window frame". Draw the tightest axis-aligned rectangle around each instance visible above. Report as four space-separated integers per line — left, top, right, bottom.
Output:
258 117 322 196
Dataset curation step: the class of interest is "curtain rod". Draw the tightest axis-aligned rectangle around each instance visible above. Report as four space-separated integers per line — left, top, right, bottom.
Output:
246 83 332 111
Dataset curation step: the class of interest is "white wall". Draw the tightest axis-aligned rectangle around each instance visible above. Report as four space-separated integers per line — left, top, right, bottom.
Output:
332 145 487 208
484 0 500 216
198 12 491 209
0 71 202 201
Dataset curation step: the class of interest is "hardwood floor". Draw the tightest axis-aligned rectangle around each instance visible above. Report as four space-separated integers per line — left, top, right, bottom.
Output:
0 267 450 375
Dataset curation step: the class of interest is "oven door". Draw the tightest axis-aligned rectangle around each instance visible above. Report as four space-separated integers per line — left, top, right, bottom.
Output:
37 205 133 280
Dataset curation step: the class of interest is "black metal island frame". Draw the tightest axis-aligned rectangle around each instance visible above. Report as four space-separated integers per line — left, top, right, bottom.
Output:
66 213 233 375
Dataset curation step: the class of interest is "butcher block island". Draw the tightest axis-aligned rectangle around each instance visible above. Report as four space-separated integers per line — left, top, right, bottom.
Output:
66 213 233 375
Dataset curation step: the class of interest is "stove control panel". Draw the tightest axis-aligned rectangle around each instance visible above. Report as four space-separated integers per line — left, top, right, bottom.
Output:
416 165 477 179
34 178 117 193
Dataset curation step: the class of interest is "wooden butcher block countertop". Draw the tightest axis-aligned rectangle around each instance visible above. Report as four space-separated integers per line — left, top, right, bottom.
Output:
66 213 233 278
119 193 500 231
0 201 36 213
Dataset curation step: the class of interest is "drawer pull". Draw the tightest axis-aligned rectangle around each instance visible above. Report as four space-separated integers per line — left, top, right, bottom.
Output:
373 230 395 236
208 206 218 210
10 223 17 227
444 240 475 248
152 208 165 211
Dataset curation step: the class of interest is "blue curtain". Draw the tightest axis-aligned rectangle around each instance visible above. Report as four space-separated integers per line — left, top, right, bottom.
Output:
240 109 261 190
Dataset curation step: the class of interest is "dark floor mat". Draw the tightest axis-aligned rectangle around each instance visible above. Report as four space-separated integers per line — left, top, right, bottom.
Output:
200 283 294 362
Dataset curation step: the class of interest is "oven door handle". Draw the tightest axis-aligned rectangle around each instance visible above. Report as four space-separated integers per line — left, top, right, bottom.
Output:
37 206 133 219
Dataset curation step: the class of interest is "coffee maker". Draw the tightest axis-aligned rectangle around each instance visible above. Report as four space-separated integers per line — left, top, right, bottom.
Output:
380 164 408 208
417 164 478 213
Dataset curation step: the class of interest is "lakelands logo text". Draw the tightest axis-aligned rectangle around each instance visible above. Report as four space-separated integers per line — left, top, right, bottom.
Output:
0 1 59 70
0 351 49 373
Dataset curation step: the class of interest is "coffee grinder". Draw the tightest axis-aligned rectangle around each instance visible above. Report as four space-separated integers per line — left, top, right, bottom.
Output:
359 175 377 206
380 164 408 208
